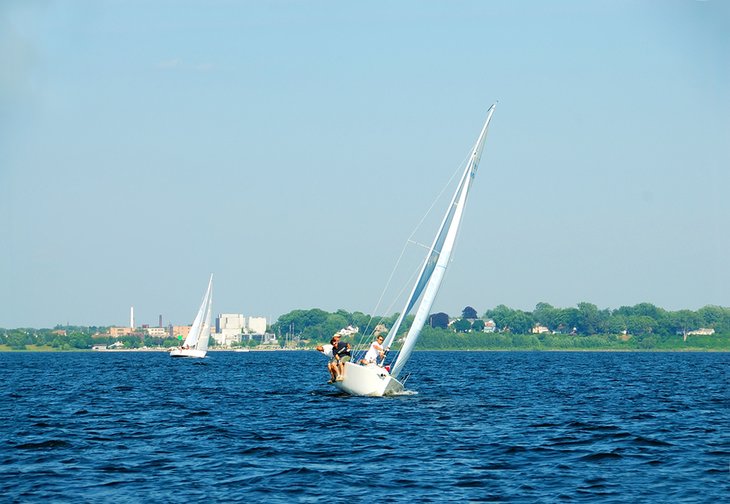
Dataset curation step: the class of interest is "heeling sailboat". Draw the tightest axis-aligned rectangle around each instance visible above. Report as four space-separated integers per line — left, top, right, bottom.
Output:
333 104 497 396
170 274 213 358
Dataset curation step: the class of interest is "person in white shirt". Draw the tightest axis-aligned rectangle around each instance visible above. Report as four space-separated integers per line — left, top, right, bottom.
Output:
316 343 337 382
316 343 333 358
361 335 386 365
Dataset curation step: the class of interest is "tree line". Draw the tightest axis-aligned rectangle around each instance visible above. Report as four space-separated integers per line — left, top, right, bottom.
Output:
0 327 184 350
480 302 730 338
2 302 728 350
270 302 730 342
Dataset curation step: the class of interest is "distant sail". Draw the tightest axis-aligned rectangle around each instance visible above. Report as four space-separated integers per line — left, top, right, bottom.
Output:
172 274 213 358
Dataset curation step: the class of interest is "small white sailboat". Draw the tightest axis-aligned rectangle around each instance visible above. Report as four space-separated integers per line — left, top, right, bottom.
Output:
334 104 497 396
170 274 213 358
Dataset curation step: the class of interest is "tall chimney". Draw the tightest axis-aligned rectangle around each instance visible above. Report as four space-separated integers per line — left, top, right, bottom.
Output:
159 314 163 328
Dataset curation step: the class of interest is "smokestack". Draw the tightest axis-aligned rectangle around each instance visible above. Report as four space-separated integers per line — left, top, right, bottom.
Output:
130 306 135 329
159 314 162 328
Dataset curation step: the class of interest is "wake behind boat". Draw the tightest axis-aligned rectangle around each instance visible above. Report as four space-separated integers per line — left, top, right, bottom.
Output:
170 274 213 358
333 104 497 396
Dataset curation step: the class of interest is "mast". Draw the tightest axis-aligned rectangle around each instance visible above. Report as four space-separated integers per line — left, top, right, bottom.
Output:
388 104 496 379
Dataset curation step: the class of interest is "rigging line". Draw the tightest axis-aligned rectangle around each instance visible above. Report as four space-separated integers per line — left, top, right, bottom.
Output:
354 254 425 362
357 146 473 360
407 239 432 251
376 258 428 365
374 148 472 318
356 228 417 357
405 151 470 244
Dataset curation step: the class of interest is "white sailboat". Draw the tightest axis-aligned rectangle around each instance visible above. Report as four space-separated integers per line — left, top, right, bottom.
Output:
170 274 213 358
334 104 497 396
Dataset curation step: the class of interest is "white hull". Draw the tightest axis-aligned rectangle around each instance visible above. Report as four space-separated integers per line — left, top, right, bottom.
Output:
170 348 207 358
333 362 404 397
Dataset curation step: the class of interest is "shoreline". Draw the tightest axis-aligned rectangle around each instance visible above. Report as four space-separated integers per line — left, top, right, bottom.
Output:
1 347 728 353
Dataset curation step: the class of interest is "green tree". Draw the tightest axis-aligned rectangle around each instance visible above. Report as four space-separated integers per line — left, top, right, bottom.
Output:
272 308 329 337
605 314 628 335
484 305 514 332
6 331 28 350
533 302 556 330
627 315 655 336
462 306 478 319
471 319 485 332
429 312 449 329
576 302 601 335
670 310 701 341
453 318 472 333
697 305 730 332
320 314 350 339
509 311 534 334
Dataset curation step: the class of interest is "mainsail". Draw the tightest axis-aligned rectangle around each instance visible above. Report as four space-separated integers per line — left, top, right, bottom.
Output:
183 274 213 351
384 104 496 379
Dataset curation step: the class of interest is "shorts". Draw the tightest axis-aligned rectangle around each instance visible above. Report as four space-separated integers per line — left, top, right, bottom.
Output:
340 356 351 363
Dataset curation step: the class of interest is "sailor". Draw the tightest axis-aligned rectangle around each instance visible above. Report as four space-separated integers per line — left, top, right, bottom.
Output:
361 335 385 366
332 335 352 381
316 342 337 383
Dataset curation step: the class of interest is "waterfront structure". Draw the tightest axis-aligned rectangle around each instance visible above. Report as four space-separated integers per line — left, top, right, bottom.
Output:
145 327 168 337
335 325 359 337
172 325 192 340
109 327 134 337
688 328 715 336
246 317 267 335
212 313 244 347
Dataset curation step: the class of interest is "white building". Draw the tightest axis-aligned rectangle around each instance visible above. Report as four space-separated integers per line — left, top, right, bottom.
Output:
215 314 245 347
246 316 267 335
145 327 168 337
687 328 715 336
335 325 359 337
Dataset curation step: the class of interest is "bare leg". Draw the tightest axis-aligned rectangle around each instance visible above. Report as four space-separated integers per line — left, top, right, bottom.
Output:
338 361 345 380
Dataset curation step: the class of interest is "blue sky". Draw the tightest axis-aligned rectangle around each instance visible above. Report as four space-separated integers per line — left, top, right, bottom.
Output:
1 0 728 328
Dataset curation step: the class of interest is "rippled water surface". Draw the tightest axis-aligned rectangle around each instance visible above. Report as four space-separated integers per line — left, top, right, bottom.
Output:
1 351 728 502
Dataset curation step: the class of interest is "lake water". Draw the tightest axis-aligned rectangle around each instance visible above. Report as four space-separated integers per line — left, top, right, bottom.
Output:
1 351 728 502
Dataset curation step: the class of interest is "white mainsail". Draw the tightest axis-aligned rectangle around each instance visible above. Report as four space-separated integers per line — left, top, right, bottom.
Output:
385 103 496 379
197 278 213 352
179 274 213 352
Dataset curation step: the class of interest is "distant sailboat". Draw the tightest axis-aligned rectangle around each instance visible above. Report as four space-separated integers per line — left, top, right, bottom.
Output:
170 275 213 358
333 104 497 396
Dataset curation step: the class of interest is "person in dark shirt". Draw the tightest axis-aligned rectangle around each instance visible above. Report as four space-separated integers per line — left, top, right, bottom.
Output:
332 334 352 382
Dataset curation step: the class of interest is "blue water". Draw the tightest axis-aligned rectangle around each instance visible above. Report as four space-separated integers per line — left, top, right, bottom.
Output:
1 351 727 503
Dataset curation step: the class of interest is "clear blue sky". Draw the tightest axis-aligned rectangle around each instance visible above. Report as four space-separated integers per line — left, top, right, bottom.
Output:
1 0 728 329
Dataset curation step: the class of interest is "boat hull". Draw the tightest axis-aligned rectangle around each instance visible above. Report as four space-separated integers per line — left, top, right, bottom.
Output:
333 362 404 397
170 348 207 358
